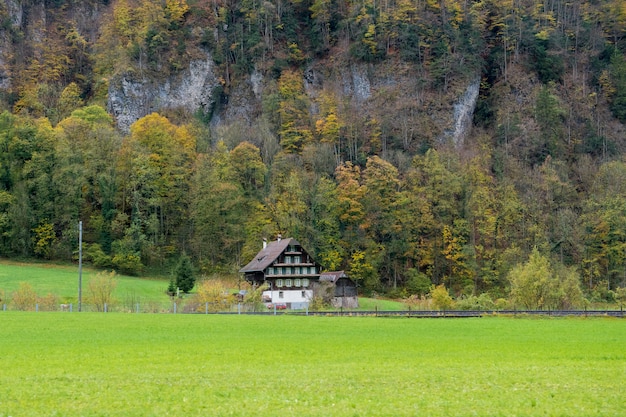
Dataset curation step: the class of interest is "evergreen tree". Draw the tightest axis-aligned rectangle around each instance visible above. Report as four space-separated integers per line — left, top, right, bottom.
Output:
174 254 195 293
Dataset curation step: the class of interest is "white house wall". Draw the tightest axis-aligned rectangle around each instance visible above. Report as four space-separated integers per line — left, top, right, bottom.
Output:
263 290 313 306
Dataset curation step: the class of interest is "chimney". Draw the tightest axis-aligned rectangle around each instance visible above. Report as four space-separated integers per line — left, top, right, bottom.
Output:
277 234 282 242
263 238 267 249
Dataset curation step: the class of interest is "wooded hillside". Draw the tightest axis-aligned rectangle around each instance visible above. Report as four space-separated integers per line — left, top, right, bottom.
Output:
0 0 625 301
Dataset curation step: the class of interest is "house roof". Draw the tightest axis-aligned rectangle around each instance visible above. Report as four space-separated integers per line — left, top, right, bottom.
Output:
239 238 299 273
319 271 348 283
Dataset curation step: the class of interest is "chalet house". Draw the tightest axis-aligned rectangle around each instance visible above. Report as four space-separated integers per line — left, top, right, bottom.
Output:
319 271 359 309
239 237 321 309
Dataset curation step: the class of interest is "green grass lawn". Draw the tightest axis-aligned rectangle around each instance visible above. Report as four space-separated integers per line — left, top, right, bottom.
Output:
357 296 406 310
0 260 409 312
0 259 169 305
0 313 624 416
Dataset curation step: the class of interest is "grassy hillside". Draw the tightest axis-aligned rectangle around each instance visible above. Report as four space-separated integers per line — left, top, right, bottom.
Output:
0 259 410 311
0 259 169 304
0 313 624 416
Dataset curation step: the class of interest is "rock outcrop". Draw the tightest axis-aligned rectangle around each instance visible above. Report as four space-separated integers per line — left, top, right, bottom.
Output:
107 55 220 133
450 78 480 147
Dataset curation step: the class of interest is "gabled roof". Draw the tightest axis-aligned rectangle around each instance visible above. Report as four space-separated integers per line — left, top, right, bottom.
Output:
319 271 348 283
239 238 299 273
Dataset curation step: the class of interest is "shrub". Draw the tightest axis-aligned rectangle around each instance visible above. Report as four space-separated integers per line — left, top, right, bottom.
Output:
11 282 38 311
509 248 585 310
111 253 143 276
310 281 334 310
456 293 496 311
590 281 616 303
38 293 59 311
167 278 177 297
616 288 626 310
84 243 112 268
88 270 117 312
192 279 233 312
242 282 268 312
430 284 454 311
405 268 431 296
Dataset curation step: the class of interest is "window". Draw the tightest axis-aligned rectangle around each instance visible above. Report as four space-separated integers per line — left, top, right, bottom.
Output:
294 256 301 264
276 279 283 287
302 278 309 287
294 278 301 287
285 256 291 264
301 291 306 298
285 279 292 287
279 291 284 299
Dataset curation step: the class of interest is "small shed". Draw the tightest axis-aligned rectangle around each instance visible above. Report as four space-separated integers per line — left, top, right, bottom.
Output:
319 271 359 309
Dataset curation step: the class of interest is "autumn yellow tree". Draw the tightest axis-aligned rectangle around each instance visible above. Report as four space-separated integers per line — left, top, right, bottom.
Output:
117 113 196 266
278 70 313 153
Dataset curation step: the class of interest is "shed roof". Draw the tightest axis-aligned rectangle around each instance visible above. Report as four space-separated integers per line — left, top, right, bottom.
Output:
319 271 348 283
239 238 299 273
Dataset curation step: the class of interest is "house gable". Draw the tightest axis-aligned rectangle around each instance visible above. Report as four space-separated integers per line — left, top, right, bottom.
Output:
239 238 321 286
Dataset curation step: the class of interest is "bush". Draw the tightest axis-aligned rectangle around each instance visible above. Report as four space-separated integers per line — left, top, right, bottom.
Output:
167 278 177 297
405 268 431 296
309 281 335 310
430 284 454 311
111 253 143 276
456 293 496 311
590 281 615 303
11 282 38 311
241 282 269 312
191 279 233 312
509 248 585 310
85 243 112 268
88 270 117 312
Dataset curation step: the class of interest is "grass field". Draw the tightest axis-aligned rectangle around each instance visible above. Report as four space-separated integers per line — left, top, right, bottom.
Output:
0 313 624 416
0 260 409 311
0 259 171 305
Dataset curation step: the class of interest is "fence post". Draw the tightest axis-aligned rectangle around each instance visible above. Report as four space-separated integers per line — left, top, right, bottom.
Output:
3 304 5 311
174 302 177 314
36 303 39 312
70 303 73 312
136 303 140 313
206 302 208 314
238 303 241 315
104 303 107 313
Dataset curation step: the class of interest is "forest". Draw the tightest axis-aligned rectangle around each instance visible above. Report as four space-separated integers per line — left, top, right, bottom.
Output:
0 0 625 305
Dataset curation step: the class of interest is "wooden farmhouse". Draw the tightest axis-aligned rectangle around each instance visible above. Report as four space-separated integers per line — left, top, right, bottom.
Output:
239 236 357 310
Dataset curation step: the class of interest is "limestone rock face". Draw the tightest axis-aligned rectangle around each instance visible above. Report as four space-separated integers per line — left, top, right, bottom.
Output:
0 0 23 91
107 56 220 132
450 78 480 146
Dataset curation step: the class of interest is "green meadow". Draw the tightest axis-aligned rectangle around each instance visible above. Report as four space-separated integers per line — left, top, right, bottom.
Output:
0 260 170 305
0 313 624 417
0 260 409 311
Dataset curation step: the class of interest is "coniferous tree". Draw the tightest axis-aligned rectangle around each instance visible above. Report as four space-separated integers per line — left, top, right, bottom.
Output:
174 253 195 293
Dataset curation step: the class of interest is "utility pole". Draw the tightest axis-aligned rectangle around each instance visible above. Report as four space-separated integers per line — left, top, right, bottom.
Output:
78 220 83 312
